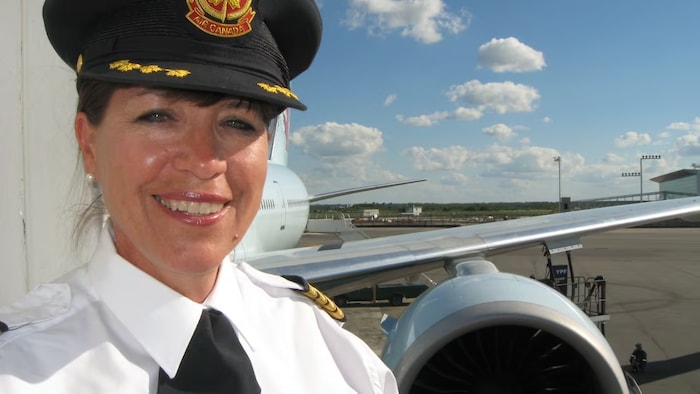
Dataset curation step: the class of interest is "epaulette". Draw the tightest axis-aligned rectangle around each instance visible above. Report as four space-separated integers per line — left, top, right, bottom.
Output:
0 283 71 335
282 275 345 322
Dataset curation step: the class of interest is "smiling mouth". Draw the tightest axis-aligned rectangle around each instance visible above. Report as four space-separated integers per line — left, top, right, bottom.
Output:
155 196 225 216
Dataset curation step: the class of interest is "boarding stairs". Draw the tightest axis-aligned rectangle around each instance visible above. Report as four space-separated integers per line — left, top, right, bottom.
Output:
540 240 610 335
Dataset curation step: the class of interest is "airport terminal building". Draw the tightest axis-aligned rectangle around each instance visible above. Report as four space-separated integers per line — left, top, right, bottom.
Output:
571 168 699 210
651 169 700 196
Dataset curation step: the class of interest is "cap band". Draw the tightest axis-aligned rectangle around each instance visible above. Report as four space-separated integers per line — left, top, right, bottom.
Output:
82 36 284 85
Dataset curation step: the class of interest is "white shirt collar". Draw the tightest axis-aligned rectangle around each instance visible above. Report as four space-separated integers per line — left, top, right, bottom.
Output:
85 228 303 379
201 260 262 354
87 228 203 378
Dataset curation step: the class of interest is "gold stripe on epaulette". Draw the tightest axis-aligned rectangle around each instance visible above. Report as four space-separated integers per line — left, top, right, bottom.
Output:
76 54 84 74
298 284 345 322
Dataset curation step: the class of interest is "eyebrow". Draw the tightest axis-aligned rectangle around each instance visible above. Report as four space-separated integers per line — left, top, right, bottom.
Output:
222 98 249 108
130 87 266 118
131 87 169 97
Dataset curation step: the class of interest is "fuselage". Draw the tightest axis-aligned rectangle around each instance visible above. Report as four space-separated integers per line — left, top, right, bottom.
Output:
232 162 310 261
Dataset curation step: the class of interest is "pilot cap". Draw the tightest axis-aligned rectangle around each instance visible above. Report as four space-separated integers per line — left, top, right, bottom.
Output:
43 0 322 110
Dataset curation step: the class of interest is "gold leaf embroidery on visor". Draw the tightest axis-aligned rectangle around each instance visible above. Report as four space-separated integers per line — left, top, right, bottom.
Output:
257 82 298 100
109 60 191 78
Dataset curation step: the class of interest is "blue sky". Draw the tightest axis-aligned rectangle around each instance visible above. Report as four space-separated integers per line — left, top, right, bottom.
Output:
286 0 700 204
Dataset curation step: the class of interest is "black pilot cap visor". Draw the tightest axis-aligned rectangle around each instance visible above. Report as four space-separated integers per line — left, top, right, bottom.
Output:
43 0 322 110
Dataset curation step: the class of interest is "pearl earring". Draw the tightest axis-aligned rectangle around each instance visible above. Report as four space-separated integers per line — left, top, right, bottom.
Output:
86 173 95 185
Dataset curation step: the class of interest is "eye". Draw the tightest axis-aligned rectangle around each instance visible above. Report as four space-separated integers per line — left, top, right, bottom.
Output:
224 118 261 134
224 119 254 130
136 110 171 123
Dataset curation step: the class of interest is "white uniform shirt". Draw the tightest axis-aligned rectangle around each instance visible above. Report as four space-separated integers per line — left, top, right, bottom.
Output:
0 230 398 393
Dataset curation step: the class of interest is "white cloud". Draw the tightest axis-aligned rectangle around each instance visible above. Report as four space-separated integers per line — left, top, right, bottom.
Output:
667 117 700 132
404 144 565 175
477 37 546 73
397 107 483 127
614 131 651 147
602 153 625 164
297 158 408 192
575 159 630 184
520 137 531 145
344 0 468 44
676 134 700 156
290 122 383 158
440 172 469 186
480 145 562 175
667 122 691 131
447 80 540 114
403 146 472 170
543 116 552 123
453 106 483 120
396 112 444 127
483 123 516 140
289 122 409 189
398 80 538 127
384 94 397 106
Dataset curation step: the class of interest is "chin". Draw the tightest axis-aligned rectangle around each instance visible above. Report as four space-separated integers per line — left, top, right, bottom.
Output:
167 244 229 269
170 257 223 275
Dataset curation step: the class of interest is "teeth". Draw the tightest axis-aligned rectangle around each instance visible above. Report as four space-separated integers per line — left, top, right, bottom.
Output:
156 197 224 215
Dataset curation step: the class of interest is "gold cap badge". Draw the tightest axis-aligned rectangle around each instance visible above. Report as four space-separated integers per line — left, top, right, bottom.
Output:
185 0 256 38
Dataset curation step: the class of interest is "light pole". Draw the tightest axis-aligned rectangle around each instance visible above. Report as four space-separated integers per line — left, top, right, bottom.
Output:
621 171 641 199
639 154 661 202
553 156 561 211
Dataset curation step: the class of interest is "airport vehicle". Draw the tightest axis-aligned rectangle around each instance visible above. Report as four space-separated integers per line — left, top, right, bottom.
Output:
237 111 700 393
333 282 429 306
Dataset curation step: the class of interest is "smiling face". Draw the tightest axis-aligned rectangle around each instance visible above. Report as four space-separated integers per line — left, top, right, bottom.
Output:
75 86 271 298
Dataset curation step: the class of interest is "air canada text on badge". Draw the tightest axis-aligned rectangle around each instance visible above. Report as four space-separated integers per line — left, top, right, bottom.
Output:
186 0 256 38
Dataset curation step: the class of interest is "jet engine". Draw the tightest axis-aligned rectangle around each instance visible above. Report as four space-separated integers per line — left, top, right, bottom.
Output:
381 260 637 394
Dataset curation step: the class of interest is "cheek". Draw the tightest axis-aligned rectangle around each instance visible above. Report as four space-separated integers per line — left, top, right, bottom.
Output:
227 140 268 197
95 134 171 197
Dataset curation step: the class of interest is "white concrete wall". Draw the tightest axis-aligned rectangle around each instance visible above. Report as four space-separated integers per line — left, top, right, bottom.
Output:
1 1 83 305
0 0 26 304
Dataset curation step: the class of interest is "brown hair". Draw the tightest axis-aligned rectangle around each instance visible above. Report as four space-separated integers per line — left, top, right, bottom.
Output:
76 78 282 125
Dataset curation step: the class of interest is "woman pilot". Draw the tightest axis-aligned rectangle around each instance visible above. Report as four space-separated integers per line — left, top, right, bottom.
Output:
0 0 399 393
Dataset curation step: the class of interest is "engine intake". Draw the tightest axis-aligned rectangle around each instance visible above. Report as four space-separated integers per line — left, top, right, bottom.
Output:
411 325 596 394
381 261 633 393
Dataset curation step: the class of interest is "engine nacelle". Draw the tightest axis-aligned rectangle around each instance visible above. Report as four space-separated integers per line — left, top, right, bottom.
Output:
381 260 633 394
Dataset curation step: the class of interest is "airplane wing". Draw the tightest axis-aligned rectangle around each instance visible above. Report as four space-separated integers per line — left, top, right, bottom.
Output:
247 197 700 394
252 196 700 295
307 178 426 203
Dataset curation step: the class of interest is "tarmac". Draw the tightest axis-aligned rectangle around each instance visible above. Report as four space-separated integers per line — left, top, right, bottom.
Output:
300 227 700 394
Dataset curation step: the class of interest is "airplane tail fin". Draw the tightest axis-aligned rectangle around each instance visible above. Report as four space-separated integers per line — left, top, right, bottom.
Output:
268 109 290 166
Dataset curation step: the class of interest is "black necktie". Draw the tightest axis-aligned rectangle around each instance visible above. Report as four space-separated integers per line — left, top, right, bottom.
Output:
158 308 261 394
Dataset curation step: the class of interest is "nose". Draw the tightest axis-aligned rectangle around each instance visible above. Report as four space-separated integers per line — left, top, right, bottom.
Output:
172 128 226 180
